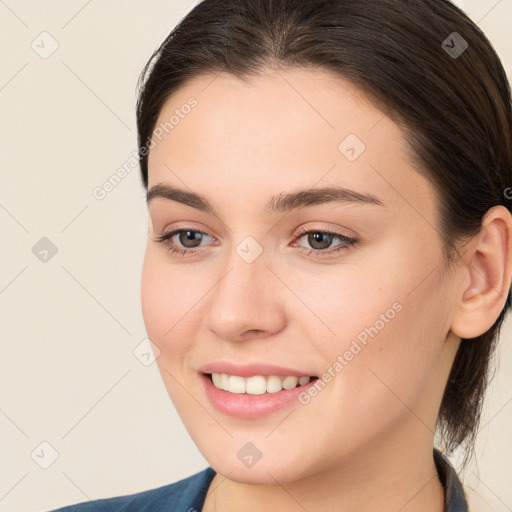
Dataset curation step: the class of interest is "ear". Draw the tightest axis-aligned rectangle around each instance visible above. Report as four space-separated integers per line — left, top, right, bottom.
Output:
450 205 512 339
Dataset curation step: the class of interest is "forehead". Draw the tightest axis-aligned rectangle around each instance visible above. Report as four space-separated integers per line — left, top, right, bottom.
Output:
147 68 437 223
149 68 395 167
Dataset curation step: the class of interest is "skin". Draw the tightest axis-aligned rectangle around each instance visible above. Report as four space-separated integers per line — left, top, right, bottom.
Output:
141 68 512 512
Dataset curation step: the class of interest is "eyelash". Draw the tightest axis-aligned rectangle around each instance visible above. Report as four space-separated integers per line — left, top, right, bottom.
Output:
154 227 359 258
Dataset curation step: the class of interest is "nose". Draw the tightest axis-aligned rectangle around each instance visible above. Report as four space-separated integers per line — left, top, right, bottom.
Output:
203 242 287 342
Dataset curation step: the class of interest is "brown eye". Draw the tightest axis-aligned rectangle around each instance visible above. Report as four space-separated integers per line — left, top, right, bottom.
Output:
177 230 205 248
306 232 336 250
155 228 214 255
294 229 359 257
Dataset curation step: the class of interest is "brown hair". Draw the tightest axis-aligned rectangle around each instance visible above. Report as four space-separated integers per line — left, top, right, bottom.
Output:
135 0 512 460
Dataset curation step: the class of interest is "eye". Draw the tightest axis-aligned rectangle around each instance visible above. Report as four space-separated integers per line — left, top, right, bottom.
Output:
292 228 359 257
154 228 214 256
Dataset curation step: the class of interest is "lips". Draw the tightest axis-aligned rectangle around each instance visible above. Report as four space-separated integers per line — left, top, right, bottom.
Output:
201 373 319 419
198 362 319 418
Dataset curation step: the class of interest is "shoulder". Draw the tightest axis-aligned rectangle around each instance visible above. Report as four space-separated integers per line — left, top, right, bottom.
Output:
47 467 216 512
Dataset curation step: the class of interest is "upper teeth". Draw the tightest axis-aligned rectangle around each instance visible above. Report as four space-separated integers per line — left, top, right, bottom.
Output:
211 373 311 395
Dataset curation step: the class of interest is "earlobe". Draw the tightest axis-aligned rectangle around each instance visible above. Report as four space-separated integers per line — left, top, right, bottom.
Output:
450 205 512 340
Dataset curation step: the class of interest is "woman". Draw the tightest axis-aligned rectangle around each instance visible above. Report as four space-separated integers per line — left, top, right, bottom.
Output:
50 0 512 510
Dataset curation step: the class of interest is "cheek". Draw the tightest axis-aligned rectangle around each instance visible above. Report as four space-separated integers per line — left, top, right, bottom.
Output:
140 247 199 358
140 249 202 413
289 238 449 407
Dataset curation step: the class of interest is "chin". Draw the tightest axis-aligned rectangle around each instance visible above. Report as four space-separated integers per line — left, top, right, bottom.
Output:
197 439 319 485
210 459 304 485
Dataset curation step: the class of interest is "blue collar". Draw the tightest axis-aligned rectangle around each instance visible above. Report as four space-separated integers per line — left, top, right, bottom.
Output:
434 449 468 511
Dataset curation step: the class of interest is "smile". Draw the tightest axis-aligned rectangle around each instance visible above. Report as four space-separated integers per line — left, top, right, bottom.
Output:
210 373 314 394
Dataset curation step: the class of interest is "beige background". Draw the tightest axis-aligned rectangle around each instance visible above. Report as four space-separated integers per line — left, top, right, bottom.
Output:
0 1 511 511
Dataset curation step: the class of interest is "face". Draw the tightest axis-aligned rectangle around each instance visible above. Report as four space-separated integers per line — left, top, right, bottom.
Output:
141 68 461 484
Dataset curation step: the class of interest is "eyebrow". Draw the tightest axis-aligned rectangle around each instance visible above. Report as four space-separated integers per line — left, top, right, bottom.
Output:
146 183 384 213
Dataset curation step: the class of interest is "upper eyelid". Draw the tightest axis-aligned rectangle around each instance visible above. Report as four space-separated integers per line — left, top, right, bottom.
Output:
159 226 351 238
158 219 355 236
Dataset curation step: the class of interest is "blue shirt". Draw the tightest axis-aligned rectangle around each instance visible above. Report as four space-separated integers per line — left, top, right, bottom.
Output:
48 449 467 511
